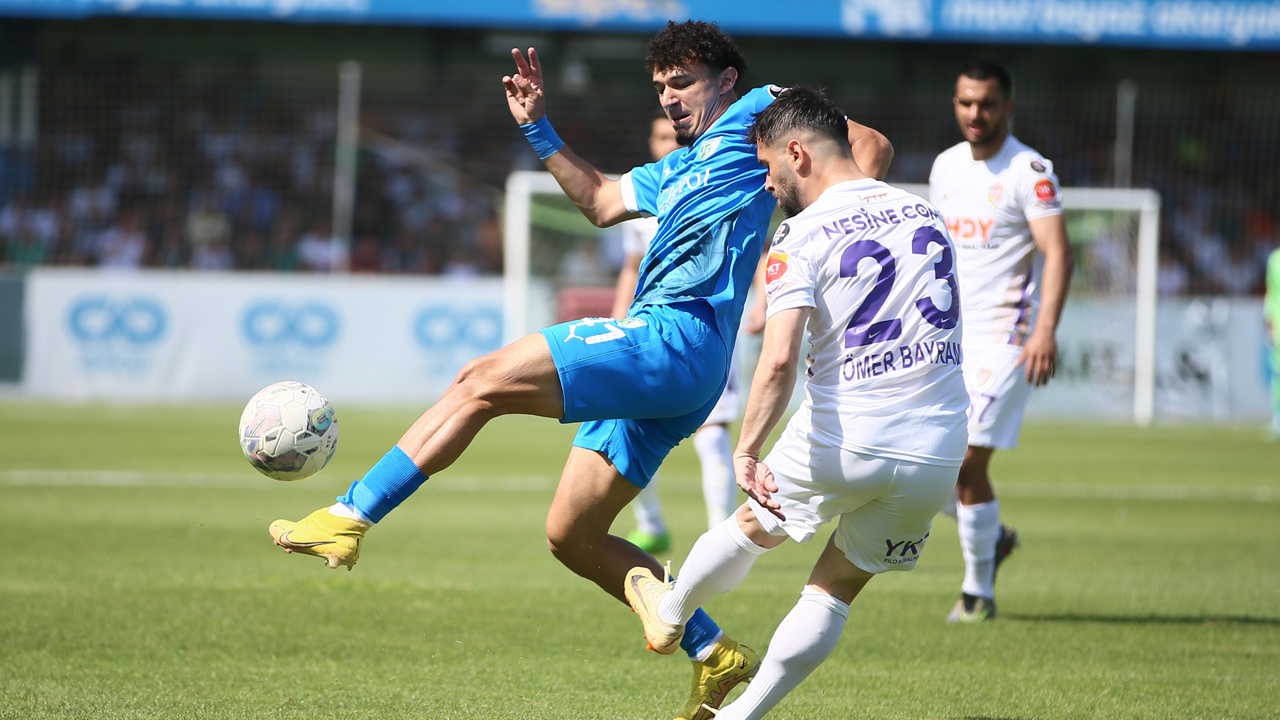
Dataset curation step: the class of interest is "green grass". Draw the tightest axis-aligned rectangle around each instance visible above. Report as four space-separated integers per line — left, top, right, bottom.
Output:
2 403 1278 719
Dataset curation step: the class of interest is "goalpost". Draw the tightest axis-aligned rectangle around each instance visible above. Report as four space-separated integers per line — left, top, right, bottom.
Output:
503 171 1161 425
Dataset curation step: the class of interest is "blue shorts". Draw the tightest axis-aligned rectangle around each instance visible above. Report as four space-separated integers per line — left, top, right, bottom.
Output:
540 301 729 488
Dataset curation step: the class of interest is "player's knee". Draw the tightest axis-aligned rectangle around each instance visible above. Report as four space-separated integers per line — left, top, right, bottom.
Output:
545 526 585 568
448 355 507 414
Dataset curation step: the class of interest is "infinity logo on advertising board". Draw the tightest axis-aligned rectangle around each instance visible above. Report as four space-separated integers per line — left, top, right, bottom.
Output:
65 295 168 374
241 301 340 348
413 305 502 375
241 300 340 375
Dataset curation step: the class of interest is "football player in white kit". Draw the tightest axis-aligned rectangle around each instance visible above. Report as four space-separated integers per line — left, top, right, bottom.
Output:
626 87 968 720
614 113 764 553
929 61 1074 622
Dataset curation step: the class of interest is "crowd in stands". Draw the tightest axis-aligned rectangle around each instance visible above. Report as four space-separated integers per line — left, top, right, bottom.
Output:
0 51 1276 297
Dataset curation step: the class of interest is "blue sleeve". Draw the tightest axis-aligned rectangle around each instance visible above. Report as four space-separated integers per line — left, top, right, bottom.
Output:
743 85 784 115
624 159 664 217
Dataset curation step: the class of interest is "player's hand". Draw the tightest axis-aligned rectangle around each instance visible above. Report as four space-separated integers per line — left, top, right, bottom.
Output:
1016 331 1058 387
502 48 546 126
735 454 784 520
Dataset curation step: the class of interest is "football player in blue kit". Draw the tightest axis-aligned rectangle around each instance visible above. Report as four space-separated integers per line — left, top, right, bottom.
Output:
269 20 892 719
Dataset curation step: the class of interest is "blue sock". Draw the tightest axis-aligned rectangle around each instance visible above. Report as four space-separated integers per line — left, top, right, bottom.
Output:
680 608 721 659
336 446 428 523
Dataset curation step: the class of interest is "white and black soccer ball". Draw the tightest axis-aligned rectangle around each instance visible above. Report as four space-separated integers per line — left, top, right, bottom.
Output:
238 381 339 481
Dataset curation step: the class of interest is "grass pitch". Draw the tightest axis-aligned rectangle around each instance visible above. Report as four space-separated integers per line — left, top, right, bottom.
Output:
2 403 1278 719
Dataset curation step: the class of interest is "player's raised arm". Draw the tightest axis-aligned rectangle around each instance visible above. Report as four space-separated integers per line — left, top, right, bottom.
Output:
503 48 634 227
846 120 894 180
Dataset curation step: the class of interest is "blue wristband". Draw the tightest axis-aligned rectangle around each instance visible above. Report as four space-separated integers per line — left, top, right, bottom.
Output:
521 116 565 160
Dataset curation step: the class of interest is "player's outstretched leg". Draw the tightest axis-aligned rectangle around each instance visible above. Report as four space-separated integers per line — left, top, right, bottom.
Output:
626 507 786 718
270 333 563 569
711 535 874 720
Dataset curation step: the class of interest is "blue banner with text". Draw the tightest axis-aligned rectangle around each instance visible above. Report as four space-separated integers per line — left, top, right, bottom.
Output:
3 0 1278 50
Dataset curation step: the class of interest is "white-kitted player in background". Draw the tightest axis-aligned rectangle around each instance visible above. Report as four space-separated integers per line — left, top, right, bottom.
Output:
626 87 968 720
929 60 1074 622
614 113 765 553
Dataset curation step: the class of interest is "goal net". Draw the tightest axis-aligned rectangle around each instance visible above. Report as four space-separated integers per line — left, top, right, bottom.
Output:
504 172 1160 424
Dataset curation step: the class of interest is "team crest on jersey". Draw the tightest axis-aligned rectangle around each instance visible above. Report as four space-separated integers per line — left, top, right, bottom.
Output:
975 364 994 389
766 250 789 284
697 136 722 161
1031 159 1047 173
1034 178 1058 203
988 182 1004 208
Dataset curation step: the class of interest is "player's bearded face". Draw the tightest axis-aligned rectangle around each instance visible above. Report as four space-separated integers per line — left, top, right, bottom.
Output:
759 144 805 218
953 76 1010 147
652 64 735 146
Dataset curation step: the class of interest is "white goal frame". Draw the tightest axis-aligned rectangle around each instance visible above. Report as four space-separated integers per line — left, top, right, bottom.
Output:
503 171 1161 425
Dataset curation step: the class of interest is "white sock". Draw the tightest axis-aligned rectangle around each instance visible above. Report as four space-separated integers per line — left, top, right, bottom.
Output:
659 515 768 625
714 588 851 720
693 425 737 528
631 471 667 536
957 500 1000 599
329 502 372 524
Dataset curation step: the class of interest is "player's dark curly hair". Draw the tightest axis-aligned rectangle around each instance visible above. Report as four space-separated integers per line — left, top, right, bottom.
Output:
645 20 748 80
747 87 849 150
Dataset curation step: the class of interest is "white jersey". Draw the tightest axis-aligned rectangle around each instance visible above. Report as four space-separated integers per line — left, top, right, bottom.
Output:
929 135 1063 346
621 216 659 256
765 179 969 466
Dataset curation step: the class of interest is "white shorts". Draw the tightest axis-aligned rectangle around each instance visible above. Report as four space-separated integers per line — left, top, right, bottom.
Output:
751 429 959 574
962 343 1032 449
702 346 742 426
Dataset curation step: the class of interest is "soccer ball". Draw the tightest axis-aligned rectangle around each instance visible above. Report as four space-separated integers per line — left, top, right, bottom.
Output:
238 381 339 481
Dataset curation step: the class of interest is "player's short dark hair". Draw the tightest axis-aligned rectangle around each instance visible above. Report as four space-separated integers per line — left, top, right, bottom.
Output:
645 20 748 80
747 87 849 151
959 60 1013 98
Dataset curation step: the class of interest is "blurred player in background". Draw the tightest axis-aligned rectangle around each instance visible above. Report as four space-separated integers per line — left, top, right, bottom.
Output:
269 21 893 719
626 88 967 720
1265 246 1280 440
614 112 765 553
929 60 1074 622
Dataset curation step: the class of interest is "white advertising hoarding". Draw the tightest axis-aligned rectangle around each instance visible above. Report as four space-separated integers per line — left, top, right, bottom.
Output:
1028 297 1270 422
24 269 504 404
20 269 1273 423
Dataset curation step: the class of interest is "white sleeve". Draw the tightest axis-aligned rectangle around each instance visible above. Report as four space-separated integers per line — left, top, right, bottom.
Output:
619 172 641 215
764 224 816 317
621 217 658 255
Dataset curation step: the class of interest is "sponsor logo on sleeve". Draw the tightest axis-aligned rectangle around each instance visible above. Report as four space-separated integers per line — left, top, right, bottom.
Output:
1034 178 1058 203
766 251 789 284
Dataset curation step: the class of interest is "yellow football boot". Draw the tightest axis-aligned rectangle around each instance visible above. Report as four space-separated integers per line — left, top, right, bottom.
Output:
269 507 369 570
624 565 685 655
677 636 759 720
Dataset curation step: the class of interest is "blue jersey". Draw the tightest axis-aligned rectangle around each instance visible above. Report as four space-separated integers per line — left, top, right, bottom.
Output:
620 85 781 343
